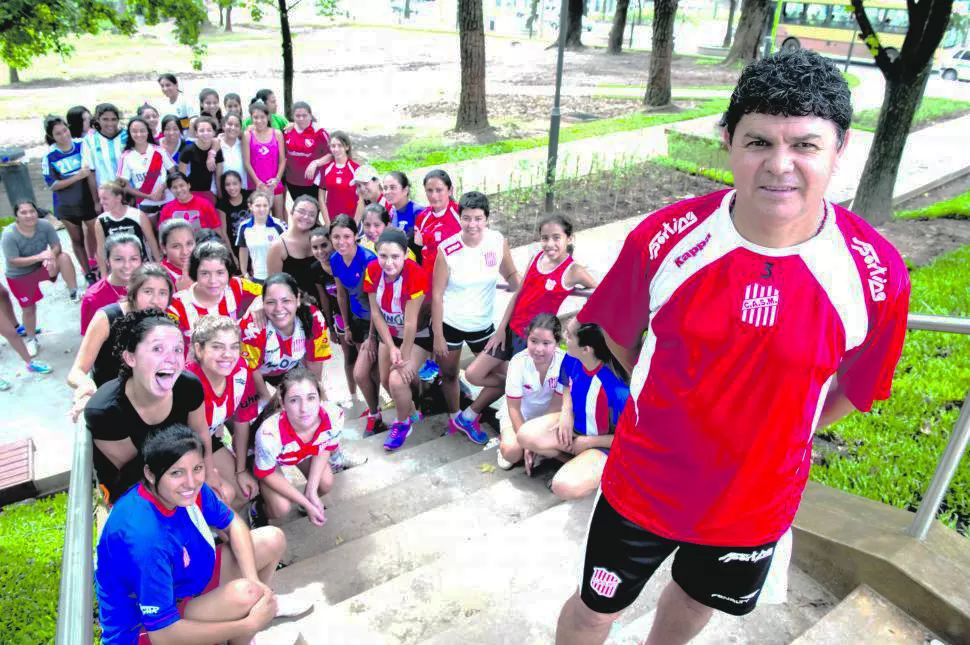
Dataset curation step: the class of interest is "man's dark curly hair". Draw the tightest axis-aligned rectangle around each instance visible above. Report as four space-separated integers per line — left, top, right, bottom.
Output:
721 49 853 147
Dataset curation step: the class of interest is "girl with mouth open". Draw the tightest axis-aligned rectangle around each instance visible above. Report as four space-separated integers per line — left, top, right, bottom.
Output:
167 241 263 349
187 315 264 512
95 424 311 645
84 309 232 507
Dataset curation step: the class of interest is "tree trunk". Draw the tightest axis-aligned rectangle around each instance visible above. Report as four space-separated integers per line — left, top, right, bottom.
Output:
852 62 931 223
526 0 540 37
565 0 585 49
9 68 20 84
404 0 411 19
722 0 772 65
608 0 631 53
225 4 233 32
219 6 224 26
644 0 679 107
456 0 489 132
278 0 294 119
722 0 737 48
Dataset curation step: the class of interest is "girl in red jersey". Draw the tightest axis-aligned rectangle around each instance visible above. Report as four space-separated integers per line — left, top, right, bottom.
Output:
81 233 143 334
283 101 330 201
251 367 344 525
363 228 432 451
187 314 263 510
312 131 359 226
413 169 460 282
463 214 597 420
159 218 196 292
167 241 263 347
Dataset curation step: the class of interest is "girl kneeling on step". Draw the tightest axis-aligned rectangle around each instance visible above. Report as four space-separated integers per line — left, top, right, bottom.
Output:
516 319 629 500
96 423 310 645
251 367 344 526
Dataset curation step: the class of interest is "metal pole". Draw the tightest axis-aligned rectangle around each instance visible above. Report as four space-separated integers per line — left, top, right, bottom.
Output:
56 421 94 645
907 386 970 540
545 0 569 212
844 30 856 72
907 313 970 334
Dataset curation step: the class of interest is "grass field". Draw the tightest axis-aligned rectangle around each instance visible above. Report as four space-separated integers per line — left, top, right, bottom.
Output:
896 188 970 220
853 97 970 132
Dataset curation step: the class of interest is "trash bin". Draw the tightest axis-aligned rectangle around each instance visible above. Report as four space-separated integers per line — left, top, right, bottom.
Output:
0 147 36 216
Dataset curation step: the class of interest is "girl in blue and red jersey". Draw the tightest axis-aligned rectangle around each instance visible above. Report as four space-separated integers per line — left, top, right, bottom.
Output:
516 318 629 501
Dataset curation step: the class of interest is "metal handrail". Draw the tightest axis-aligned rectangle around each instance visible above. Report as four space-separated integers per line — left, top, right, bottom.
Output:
56 420 94 645
52 305 970 643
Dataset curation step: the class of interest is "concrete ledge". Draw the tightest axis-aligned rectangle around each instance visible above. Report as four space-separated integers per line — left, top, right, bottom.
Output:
792 481 970 644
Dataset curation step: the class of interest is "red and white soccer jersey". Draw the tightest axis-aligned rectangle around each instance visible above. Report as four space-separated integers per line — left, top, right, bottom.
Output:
239 305 332 378
313 159 360 218
415 201 461 280
167 277 263 343
577 189 910 547
161 259 185 284
186 358 259 435
508 251 576 337
362 258 429 339
283 124 329 186
253 401 344 477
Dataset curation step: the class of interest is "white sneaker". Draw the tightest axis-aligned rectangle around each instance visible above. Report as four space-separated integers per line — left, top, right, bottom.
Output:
274 591 314 618
496 452 514 471
25 338 38 358
330 448 368 472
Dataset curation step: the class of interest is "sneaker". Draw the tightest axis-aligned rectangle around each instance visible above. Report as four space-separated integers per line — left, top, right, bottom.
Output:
275 591 314 618
418 360 439 382
0 377 10 392
383 421 412 451
15 325 41 337
496 452 514 470
329 448 368 472
24 338 38 358
26 361 52 375
69 290 80 304
84 270 98 287
364 412 386 435
248 498 269 529
449 414 489 445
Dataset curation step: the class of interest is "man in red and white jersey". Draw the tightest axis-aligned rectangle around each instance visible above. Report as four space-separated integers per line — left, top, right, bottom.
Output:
556 50 910 645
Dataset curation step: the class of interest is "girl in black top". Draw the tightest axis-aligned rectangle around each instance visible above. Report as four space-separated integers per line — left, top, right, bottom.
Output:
215 170 251 257
178 115 224 203
266 196 325 306
69 264 175 412
83 309 231 505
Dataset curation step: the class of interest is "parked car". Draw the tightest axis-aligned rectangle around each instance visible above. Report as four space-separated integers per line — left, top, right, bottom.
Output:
939 49 970 81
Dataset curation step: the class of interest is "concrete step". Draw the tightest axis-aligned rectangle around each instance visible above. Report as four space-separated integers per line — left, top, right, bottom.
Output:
269 497 596 644
279 440 520 565
790 585 944 645
273 474 561 606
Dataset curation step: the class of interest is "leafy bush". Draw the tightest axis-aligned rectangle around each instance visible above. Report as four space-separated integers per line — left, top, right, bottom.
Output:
896 188 970 220
811 246 970 535
651 155 734 185
853 97 970 132
372 100 729 173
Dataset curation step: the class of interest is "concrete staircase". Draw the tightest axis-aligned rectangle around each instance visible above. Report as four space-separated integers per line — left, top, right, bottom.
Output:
257 409 944 645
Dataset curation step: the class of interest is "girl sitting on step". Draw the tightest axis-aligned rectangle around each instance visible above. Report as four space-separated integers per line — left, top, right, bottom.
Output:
251 367 344 526
516 319 629 500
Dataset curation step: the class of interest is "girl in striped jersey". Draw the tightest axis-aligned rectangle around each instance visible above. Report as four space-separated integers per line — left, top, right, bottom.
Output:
363 228 431 451
187 314 262 511
517 319 629 500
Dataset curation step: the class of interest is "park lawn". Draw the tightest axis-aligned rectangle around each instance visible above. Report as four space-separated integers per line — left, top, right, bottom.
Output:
373 99 729 173
853 97 970 133
896 188 970 220
811 245 970 535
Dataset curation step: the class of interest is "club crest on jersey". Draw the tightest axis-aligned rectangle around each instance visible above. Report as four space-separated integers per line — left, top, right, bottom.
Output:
484 250 498 267
305 138 314 147
850 237 888 302
590 567 622 598
649 211 698 259
741 284 779 328
336 177 342 184
545 278 557 291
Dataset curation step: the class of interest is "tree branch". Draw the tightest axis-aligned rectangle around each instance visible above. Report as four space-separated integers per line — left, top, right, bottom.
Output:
850 0 895 78
910 0 954 73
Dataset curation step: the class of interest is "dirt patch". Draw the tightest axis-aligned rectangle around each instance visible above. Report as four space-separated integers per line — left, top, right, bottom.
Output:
403 94 637 125
877 219 970 267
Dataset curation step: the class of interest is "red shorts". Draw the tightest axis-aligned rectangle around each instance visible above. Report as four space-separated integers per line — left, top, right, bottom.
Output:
137 544 223 645
6 266 54 307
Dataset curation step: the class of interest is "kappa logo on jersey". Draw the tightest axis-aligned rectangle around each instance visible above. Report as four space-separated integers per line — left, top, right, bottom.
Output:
717 547 774 564
741 284 779 328
648 211 698 259
674 233 712 268
850 237 888 302
484 250 497 267
589 567 622 598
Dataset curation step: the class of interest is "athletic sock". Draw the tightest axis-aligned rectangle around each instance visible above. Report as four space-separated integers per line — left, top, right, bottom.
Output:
449 412 459 420
460 408 478 422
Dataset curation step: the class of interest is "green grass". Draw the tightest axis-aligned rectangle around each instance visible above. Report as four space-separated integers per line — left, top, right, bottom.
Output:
853 97 970 133
811 246 970 535
597 83 735 92
373 99 728 173
651 155 734 185
843 71 861 89
896 188 970 220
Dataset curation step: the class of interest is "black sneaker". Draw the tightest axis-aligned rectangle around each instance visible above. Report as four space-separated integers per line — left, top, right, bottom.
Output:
248 497 269 528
